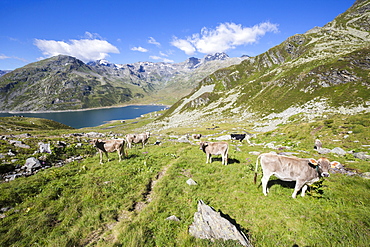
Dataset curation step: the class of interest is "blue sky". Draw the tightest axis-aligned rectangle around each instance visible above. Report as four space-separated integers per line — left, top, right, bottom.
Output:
1 0 355 70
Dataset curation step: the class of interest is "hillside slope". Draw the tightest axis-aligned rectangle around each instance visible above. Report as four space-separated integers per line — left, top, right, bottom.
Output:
0 55 142 112
153 0 370 132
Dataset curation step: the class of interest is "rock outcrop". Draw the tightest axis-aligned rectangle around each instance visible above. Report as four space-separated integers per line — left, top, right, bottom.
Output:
189 200 252 246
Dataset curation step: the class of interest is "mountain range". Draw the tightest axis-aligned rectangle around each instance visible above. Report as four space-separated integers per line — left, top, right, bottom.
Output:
0 0 369 127
0 52 247 112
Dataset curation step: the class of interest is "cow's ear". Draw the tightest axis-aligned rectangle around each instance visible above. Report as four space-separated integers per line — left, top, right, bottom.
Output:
308 158 318 166
330 161 340 168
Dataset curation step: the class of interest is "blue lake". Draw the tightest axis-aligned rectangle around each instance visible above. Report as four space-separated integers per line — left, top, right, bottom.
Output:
0 105 166 129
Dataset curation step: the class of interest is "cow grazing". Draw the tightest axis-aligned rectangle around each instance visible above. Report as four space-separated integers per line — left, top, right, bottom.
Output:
314 139 322 150
192 133 202 140
230 134 246 142
199 141 229 165
126 132 150 149
92 139 126 164
254 153 338 198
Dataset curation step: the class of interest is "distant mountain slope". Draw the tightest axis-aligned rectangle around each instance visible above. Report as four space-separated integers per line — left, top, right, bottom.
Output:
0 53 247 112
0 55 143 111
87 53 247 104
0 70 12 77
153 0 370 131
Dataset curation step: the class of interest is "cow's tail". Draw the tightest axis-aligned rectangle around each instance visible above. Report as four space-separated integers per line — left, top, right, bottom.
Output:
254 155 261 184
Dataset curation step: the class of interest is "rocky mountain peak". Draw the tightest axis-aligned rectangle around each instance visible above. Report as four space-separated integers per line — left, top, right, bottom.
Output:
183 57 201 69
202 52 229 62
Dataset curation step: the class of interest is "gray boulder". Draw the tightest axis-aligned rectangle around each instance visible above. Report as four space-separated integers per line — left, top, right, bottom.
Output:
353 152 370 160
186 178 197 186
331 147 347 156
214 135 231 141
249 151 261 156
22 157 41 171
166 215 180 221
360 172 370 179
39 142 51 154
317 148 332 154
189 200 252 246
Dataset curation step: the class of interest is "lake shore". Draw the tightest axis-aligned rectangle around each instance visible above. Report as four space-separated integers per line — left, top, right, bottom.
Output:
0 104 168 128
1 103 169 114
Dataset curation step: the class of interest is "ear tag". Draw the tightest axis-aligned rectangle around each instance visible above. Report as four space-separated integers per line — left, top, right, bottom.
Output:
331 161 339 168
309 158 318 166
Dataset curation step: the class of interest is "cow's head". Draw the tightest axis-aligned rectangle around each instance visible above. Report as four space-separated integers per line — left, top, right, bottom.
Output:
199 141 208 150
308 157 335 177
91 139 102 147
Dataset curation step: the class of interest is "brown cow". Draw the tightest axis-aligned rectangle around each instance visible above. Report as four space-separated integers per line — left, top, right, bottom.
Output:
199 141 229 165
92 139 126 164
254 153 338 198
126 132 150 149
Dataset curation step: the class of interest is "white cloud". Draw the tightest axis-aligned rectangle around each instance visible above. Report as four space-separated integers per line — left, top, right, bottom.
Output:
0 54 10 59
148 37 161 46
149 55 161 60
171 22 278 55
83 31 103 40
150 55 174 63
34 38 119 62
159 51 168 57
131 46 148 52
171 37 197 55
163 58 174 63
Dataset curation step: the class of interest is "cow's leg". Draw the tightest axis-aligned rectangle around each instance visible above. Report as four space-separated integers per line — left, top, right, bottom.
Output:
261 174 270 196
292 180 305 198
206 154 211 164
222 154 228 165
300 184 308 197
99 151 103 164
122 144 127 158
118 149 122 162
104 152 110 162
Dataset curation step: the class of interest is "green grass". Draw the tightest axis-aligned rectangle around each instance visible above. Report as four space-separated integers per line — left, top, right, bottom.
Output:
0 113 370 246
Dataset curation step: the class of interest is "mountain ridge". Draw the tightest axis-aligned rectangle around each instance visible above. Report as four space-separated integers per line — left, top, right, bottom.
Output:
149 0 370 132
0 52 247 112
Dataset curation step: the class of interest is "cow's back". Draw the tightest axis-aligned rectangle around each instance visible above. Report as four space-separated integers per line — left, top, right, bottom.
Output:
260 153 315 180
207 142 228 155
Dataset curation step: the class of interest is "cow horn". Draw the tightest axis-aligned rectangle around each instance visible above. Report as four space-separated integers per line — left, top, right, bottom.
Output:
308 158 318 166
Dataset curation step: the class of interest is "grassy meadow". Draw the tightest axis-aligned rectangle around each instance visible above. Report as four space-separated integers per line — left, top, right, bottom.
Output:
0 112 369 246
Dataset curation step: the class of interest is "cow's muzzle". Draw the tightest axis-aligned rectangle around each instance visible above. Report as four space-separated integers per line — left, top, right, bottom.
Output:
321 172 330 177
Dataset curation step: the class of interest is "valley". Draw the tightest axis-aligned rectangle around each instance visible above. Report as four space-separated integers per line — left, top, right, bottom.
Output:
0 1 369 246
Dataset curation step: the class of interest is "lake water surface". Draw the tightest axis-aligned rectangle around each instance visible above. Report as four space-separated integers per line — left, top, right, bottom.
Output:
0 105 166 129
